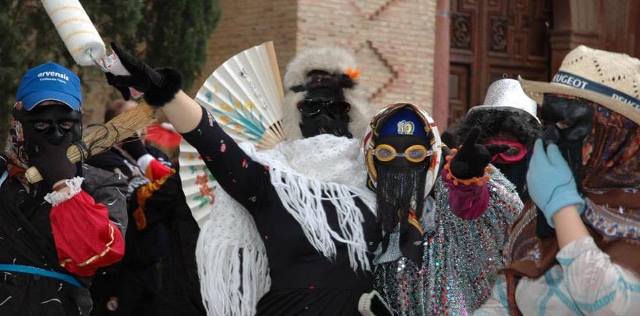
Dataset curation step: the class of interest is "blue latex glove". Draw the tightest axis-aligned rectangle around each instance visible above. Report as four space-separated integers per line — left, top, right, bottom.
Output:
526 139 585 227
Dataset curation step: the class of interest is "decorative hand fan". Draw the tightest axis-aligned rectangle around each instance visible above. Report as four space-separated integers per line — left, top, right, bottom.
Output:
195 41 285 148
180 41 285 227
179 141 217 226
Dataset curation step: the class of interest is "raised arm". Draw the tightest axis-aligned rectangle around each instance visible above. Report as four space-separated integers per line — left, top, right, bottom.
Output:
105 43 269 209
526 139 588 245
525 139 640 314
161 90 202 133
552 205 590 248
180 105 270 208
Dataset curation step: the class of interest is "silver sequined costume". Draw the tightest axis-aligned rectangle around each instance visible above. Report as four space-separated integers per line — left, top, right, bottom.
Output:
374 167 522 315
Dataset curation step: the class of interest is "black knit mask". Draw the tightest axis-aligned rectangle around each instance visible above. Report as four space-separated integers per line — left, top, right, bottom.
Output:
293 70 354 138
298 98 352 138
373 135 430 265
532 94 593 238
374 135 429 234
14 103 82 160
493 154 531 198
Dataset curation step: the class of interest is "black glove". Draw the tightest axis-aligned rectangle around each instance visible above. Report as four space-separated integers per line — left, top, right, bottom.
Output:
70 286 93 315
29 142 77 188
450 127 508 179
440 130 458 148
121 137 148 160
106 42 182 107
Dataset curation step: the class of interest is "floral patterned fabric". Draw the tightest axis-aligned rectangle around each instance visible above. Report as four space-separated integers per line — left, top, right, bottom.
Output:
582 104 640 190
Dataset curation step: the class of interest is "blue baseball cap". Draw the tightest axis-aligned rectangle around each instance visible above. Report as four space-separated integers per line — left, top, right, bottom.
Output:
16 62 82 111
378 107 428 139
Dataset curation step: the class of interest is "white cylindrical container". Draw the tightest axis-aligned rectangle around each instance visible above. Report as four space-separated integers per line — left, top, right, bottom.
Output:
41 0 106 66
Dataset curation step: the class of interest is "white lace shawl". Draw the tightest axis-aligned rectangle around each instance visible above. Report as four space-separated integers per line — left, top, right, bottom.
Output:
196 134 376 316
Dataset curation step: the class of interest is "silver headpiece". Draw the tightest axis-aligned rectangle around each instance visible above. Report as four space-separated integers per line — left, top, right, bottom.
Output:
469 79 539 123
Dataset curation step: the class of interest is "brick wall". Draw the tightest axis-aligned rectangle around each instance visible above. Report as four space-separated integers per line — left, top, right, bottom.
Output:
195 0 437 113
191 0 299 95
297 0 437 112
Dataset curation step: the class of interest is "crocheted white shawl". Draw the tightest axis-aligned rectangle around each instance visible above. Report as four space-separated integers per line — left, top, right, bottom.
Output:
196 134 376 316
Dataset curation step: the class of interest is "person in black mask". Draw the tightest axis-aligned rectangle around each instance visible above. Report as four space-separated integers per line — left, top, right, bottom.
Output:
104 43 395 316
282 46 371 141
0 62 127 315
451 79 541 197
538 94 593 188
477 45 640 315
291 69 354 138
449 79 555 267
365 103 523 315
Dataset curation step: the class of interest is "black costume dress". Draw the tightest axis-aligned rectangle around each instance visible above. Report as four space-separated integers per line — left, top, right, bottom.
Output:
182 107 381 315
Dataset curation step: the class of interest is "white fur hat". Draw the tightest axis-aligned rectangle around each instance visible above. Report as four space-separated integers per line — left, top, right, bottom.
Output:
282 47 372 140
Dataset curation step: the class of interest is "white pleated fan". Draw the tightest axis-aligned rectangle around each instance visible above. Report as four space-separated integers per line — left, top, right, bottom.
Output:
179 141 217 226
196 41 285 148
180 42 285 227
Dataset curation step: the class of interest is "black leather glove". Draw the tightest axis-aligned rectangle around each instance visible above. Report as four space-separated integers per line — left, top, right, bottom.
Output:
450 127 508 179
121 137 148 160
106 42 182 107
29 142 77 188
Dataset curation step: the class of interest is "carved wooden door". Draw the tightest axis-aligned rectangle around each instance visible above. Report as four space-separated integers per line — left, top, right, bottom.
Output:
448 0 552 125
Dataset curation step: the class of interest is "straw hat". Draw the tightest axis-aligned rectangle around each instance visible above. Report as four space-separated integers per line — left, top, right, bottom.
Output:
519 45 640 125
469 78 539 123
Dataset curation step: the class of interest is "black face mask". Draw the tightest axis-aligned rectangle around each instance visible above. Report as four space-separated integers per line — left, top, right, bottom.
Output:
298 98 352 138
540 95 593 190
374 135 429 233
534 95 593 238
493 153 531 198
15 104 82 159
293 70 354 138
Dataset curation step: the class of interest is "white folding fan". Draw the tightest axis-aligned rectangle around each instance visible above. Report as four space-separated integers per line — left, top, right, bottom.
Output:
179 42 285 226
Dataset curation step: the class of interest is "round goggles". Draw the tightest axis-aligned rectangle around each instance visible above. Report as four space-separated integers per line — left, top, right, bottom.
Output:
297 100 351 117
372 144 433 163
